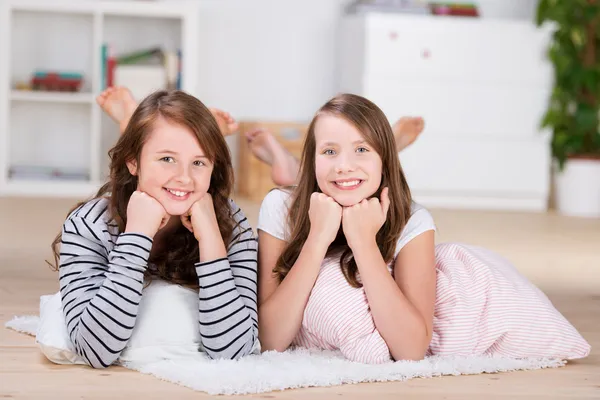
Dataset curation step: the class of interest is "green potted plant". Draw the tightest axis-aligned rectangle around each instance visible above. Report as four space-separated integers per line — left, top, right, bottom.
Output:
536 0 600 217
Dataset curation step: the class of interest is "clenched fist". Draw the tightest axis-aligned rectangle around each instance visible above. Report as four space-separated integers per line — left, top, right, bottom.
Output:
125 191 169 238
342 187 390 249
308 192 343 246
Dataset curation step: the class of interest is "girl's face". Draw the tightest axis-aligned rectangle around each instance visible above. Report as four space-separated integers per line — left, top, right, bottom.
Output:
314 114 382 207
127 117 213 216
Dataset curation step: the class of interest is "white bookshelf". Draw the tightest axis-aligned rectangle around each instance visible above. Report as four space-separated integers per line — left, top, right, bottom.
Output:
10 90 96 104
0 0 201 198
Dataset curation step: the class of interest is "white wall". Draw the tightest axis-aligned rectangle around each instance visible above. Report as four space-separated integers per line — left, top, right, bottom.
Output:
192 0 539 122
192 0 350 122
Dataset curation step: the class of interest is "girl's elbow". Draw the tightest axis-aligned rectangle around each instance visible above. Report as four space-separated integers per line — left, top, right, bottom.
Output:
90 360 113 369
205 338 258 360
391 341 430 362
205 348 243 361
86 354 118 369
72 341 119 369
257 334 289 353
260 343 289 353
392 352 426 362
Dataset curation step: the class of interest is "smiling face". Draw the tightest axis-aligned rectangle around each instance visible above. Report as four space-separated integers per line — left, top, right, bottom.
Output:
126 116 213 216
277 93 415 289
314 114 383 207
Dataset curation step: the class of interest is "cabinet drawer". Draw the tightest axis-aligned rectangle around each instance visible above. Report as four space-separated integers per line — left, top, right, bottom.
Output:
399 137 550 196
360 14 552 85
365 78 551 140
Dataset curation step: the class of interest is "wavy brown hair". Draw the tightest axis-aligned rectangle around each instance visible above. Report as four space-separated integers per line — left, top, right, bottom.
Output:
274 93 413 288
49 90 235 285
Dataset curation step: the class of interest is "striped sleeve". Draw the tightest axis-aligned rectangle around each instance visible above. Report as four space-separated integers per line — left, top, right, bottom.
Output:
195 202 259 360
58 199 152 368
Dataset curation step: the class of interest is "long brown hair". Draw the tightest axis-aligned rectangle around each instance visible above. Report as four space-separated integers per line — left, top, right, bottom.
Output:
49 90 235 285
274 93 413 288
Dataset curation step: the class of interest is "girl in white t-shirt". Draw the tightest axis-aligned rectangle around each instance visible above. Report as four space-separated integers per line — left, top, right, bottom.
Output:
256 93 590 364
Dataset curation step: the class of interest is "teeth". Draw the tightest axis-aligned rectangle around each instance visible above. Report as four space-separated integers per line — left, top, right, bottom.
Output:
336 180 360 187
167 189 188 197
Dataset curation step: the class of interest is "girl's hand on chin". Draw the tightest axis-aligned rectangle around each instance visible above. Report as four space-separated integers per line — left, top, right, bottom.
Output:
342 187 390 248
180 193 219 241
308 192 343 246
125 191 169 238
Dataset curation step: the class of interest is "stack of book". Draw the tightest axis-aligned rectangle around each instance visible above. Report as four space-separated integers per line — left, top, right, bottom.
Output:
345 1 480 17
430 2 479 17
101 45 182 100
345 0 431 14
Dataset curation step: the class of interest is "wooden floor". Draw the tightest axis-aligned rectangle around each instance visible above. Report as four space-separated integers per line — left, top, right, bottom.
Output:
1 196 599 399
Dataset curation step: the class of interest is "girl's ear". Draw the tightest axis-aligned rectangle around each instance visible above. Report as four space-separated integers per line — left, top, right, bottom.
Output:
126 159 138 176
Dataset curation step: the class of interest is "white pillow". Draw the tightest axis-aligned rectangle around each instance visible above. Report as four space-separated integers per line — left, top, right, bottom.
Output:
36 279 260 366
120 280 205 363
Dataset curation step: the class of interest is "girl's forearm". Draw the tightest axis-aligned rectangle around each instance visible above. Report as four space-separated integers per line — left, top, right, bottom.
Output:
259 234 328 352
352 239 430 360
197 225 228 262
198 235 227 262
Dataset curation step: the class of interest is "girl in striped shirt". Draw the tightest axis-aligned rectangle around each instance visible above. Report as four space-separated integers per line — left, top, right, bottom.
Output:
49 90 258 368
256 93 590 364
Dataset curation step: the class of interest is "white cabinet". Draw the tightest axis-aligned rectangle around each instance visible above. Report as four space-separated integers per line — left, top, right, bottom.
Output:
0 0 200 198
337 13 553 211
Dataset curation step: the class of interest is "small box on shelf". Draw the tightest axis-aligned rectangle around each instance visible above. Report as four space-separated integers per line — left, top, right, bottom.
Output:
29 71 84 92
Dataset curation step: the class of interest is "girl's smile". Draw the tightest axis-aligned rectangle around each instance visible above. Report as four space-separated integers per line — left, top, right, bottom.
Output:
332 178 364 190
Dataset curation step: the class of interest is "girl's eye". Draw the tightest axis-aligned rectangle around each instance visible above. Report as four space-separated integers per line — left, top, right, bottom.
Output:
160 156 175 163
322 149 335 155
357 146 368 153
193 160 205 167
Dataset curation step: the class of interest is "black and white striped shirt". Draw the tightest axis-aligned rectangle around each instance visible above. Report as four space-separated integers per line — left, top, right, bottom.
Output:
58 197 258 368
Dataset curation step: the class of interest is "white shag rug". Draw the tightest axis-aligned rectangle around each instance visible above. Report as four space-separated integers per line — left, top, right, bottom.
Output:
5 316 566 395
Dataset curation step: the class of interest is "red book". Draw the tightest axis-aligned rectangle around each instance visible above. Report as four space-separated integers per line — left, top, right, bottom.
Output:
106 45 116 88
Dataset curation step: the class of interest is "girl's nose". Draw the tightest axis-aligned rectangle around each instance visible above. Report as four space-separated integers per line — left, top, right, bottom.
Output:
175 165 192 184
334 154 356 174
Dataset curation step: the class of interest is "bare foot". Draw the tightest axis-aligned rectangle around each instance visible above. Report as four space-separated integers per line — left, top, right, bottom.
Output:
393 116 425 152
244 128 300 186
209 108 239 136
96 86 137 134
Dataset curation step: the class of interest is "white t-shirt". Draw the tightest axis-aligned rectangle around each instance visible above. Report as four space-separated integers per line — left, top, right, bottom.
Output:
257 188 437 363
257 188 436 256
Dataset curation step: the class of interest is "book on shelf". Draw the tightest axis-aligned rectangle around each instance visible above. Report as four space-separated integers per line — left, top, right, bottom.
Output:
115 47 163 65
101 44 116 89
176 49 182 90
